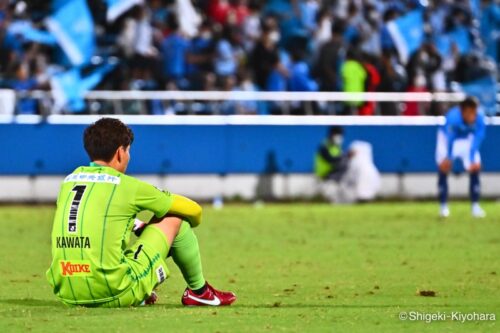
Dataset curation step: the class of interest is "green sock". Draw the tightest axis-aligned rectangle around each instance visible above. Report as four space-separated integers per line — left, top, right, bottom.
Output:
171 221 206 290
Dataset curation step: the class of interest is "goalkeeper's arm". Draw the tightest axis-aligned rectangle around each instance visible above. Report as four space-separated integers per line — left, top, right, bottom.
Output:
166 194 203 227
134 194 203 236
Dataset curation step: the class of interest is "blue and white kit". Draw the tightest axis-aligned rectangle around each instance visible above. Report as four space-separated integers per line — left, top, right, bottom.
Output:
435 106 486 169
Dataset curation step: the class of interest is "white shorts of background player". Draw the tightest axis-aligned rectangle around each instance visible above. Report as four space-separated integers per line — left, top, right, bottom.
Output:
435 130 481 170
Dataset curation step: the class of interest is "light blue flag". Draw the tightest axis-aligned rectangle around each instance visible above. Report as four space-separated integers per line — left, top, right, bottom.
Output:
387 10 424 64
46 0 95 66
460 76 497 116
106 0 143 22
434 34 452 57
21 27 57 45
52 0 67 11
435 26 472 57
449 26 472 54
7 21 57 45
51 63 116 112
51 68 86 112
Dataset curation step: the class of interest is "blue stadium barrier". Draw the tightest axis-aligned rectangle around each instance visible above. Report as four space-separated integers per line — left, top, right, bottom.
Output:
1 123 500 175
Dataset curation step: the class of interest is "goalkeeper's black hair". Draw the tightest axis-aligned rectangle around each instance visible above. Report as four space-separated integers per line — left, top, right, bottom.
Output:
83 118 134 162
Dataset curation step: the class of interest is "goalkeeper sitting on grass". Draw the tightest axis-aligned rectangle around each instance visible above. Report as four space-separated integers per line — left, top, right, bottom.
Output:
46 118 236 307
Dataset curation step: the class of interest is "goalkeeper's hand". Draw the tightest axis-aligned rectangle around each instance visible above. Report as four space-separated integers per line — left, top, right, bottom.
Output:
133 219 147 237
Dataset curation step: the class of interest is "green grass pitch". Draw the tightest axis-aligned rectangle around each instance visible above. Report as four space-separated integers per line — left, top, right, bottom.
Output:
0 202 499 332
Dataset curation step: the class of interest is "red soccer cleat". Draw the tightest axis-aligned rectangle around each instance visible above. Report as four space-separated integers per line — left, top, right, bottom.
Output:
181 282 236 306
144 290 158 305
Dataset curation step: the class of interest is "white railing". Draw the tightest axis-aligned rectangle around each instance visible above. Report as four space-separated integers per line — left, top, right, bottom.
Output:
1 89 499 121
83 90 468 102
0 89 16 115
3 113 500 126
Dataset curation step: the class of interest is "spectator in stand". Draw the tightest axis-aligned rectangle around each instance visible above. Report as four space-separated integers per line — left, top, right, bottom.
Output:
218 70 260 114
220 75 238 114
444 3 474 33
0 9 12 74
314 19 345 93
299 0 320 35
428 0 448 36
266 52 288 92
343 2 366 44
227 0 250 26
377 50 407 115
333 0 349 19
7 60 39 114
341 48 367 115
453 51 496 83
359 4 381 57
242 0 262 51
249 17 281 90
186 20 216 90
208 0 230 24
234 70 259 114
161 15 189 88
312 17 345 114
214 24 243 79
117 6 158 59
405 43 442 115
314 7 333 47
289 47 318 92
441 42 460 86
199 72 218 114
208 0 249 26
404 67 428 116
358 53 381 116
379 7 399 54
289 45 318 114
124 64 156 115
149 0 170 31
266 51 289 114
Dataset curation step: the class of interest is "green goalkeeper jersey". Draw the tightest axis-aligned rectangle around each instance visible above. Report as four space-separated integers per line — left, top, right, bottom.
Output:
46 165 173 304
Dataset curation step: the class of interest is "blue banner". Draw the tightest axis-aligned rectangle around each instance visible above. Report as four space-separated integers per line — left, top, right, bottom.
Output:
2 124 500 175
46 0 95 66
387 10 424 63
435 26 472 57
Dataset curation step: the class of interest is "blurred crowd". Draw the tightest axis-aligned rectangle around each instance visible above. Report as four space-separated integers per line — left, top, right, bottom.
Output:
0 0 499 115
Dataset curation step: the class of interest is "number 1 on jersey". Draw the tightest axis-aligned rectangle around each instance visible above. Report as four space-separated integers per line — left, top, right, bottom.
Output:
68 185 87 233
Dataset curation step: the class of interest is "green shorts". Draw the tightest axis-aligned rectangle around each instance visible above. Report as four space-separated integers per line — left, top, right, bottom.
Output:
80 225 170 308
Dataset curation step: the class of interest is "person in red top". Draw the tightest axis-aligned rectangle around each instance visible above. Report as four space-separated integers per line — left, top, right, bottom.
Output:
359 54 381 116
208 0 249 26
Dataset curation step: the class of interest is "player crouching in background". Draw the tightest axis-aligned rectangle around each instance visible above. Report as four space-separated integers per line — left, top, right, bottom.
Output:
436 97 486 218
